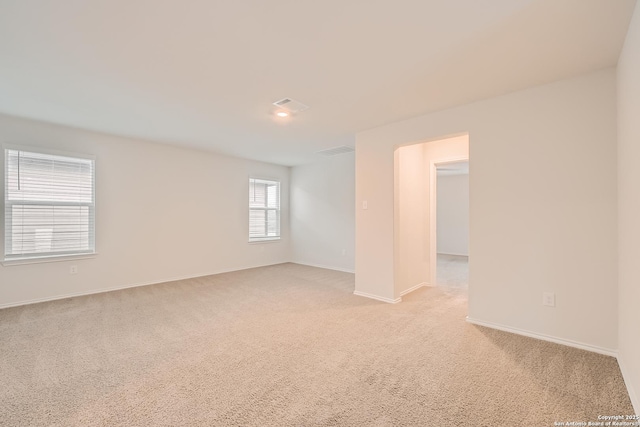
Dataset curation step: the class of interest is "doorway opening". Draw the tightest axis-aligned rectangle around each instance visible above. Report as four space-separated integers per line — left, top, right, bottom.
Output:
435 161 469 289
393 134 469 299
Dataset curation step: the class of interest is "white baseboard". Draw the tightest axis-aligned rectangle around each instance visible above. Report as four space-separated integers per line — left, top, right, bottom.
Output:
466 317 617 358
0 262 287 310
290 261 355 274
437 252 469 257
353 290 401 304
354 282 427 303
400 282 428 296
618 355 640 415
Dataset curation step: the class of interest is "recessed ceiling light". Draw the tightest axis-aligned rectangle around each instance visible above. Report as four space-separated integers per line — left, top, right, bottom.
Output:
276 111 289 118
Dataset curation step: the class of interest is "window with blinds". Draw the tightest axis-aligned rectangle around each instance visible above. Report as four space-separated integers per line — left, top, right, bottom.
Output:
249 178 280 242
4 148 95 261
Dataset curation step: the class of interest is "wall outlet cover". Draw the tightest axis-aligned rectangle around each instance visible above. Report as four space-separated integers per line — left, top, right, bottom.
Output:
542 292 555 307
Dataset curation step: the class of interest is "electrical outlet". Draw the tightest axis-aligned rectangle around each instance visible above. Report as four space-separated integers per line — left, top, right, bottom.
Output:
69 265 78 275
362 200 368 210
542 292 555 307
341 248 346 256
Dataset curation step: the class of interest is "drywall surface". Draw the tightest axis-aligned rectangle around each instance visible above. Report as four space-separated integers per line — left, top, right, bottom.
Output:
617 1 640 413
0 114 290 307
437 174 469 256
394 143 428 295
290 153 355 272
356 69 618 352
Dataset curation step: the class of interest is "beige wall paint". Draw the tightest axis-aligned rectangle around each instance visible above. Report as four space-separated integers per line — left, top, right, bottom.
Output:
355 134 395 301
356 69 618 352
0 114 291 307
617 1 640 413
290 153 355 272
394 143 428 297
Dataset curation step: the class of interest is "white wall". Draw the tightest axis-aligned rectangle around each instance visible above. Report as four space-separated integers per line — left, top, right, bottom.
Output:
0 114 291 308
394 143 428 297
437 174 469 256
290 153 354 272
617 1 640 413
356 69 618 353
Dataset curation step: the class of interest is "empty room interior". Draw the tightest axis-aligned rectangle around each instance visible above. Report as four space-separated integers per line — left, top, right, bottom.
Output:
1 1 639 425
436 160 469 288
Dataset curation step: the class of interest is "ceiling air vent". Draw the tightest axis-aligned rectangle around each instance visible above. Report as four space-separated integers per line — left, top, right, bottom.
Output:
273 98 309 113
316 146 355 156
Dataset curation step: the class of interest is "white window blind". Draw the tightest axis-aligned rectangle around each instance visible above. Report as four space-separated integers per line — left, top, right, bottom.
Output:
4 148 95 261
249 178 280 242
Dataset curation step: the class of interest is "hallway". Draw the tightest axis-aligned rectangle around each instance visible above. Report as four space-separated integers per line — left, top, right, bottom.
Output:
436 254 468 289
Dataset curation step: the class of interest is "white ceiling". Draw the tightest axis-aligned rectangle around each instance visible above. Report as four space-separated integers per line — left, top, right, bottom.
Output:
0 0 636 166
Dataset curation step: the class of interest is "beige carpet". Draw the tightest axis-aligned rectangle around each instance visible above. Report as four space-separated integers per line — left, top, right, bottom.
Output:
0 263 633 426
436 254 469 289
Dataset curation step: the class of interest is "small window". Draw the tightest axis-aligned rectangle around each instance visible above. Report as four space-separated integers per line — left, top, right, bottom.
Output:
4 148 95 262
249 178 280 242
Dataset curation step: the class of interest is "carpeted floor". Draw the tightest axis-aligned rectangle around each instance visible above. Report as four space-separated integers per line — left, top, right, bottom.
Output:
0 263 633 426
436 254 469 289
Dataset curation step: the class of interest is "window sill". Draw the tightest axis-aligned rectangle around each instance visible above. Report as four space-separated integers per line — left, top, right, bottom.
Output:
2 253 97 267
248 238 281 244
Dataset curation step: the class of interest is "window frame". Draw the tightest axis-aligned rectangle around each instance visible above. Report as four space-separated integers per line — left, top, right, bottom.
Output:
2 145 97 265
248 177 281 243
